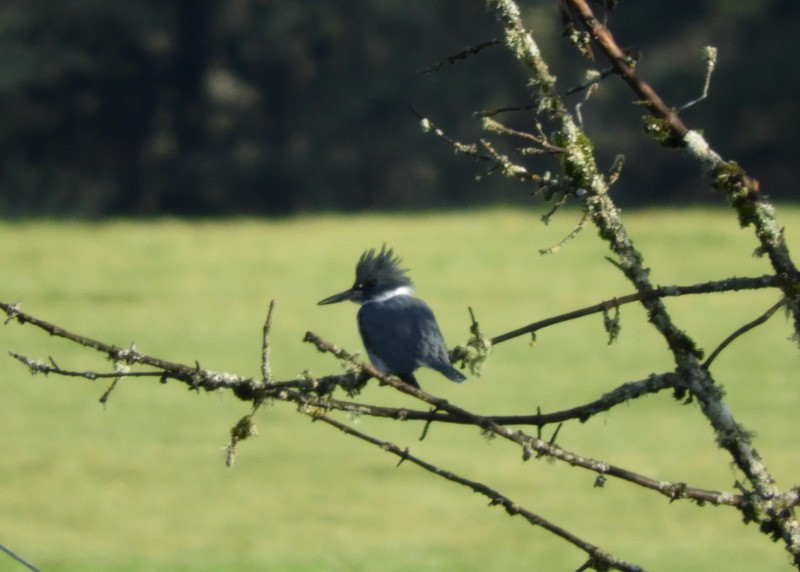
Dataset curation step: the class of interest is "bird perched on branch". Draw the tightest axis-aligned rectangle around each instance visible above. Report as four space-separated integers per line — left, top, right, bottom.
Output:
318 245 466 388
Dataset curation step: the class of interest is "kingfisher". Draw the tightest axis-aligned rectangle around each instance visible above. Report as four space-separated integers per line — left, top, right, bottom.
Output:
318 245 466 388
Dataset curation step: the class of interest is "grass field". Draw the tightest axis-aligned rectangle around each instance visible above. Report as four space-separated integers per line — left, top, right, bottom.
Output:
1 207 799 571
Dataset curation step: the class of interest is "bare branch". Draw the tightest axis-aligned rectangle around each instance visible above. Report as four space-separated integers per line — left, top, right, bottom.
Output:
490 275 780 345
703 299 786 369
417 39 501 74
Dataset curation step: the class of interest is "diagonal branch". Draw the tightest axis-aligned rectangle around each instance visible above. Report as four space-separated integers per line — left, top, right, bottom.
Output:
309 410 645 572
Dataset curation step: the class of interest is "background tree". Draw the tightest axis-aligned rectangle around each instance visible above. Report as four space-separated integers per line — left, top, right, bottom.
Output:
0 0 797 215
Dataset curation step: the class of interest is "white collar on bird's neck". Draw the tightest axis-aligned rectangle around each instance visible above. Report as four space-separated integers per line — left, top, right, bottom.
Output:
364 285 415 304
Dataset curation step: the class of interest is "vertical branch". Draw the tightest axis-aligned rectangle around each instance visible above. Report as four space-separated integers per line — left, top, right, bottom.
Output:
227 300 277 467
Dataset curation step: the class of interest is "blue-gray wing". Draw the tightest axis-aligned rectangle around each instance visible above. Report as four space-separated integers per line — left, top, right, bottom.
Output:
357 297 465 383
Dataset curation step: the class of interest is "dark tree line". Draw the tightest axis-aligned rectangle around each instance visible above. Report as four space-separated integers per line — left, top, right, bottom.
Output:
0 0 797 216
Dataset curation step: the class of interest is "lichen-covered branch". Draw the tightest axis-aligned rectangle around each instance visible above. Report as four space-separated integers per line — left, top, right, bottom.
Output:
1 300 746 512
483 0 800 564
563 0 800 341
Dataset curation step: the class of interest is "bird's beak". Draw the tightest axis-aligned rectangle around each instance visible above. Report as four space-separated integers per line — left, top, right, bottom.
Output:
318 288 358 305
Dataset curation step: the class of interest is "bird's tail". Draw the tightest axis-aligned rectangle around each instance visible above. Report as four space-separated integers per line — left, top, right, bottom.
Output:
438 364 466 383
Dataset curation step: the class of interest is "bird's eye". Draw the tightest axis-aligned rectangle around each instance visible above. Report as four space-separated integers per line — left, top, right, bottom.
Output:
356 279 375 291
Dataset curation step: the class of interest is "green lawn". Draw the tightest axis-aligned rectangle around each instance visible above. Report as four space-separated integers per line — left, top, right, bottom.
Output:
1 207 799 571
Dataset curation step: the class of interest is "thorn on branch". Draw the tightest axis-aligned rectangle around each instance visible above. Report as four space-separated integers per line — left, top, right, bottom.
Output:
416 39 500 74
537 422 563 459
419 407 439 441
550 423 563 445
395 447 411 467
99 377 121 407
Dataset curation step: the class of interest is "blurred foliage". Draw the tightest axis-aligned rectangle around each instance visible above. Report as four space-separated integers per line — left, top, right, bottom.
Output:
0 0 797 216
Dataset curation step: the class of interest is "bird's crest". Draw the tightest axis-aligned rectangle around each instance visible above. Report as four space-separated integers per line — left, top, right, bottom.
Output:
355 244 413 288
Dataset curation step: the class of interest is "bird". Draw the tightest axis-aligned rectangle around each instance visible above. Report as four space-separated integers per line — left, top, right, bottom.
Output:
318 245 466 388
